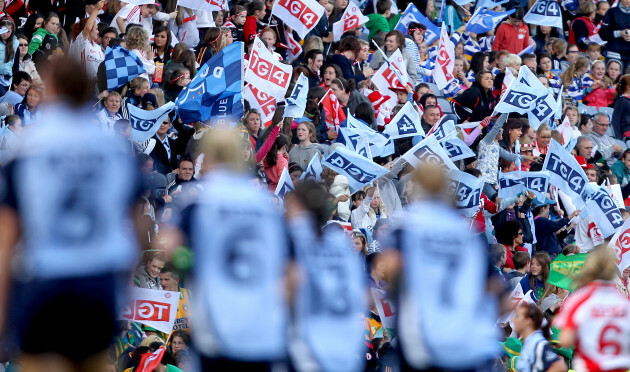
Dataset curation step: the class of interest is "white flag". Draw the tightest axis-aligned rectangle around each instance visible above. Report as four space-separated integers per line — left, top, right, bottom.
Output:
332 4 369 41
447 169 485 217
274 167 295 200
245 36 292 98
371 49 408 109
285 32 303 63
0 126 18 164
300 153 323 182
442 138 475 161
371 288 397 330
558 116 573 145
284 73 308 119
498 171 550 201
495 66 549 115
118 287 180 334
272 0 325 38
243 84 277 127
584 186 624 238
382 101 424 138
608 217 630 272
323 146 389 192
402 135 457 170
432 23 455 90
128 101 175 142
542 139 588 202
524 0 563 29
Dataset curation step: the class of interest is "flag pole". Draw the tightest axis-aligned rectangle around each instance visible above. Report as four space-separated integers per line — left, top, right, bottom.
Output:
371 39 406 88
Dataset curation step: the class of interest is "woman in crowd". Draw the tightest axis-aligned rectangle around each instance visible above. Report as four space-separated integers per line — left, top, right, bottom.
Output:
606 59 622 86
195 27 232 67
0 17 17 96
288 121 323 170
330 77 372 118
369 30 416 85
563 106 583 138
537 53 562 96
18 13 44 41
452 71 494 123
152 26 173 64
562 56 589 103
28 12 61 69
125 26 155 78
263 133 290 191
14 84 42 125
320 64 343 90
14 35 39 82
496 221 529 271
328 36 372 84
97 92 122 132
583 60 615 107
466 52 488 82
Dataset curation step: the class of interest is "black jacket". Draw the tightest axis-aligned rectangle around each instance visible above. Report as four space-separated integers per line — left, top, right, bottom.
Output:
599 7 630 58
327 54 368 84
150 135 178 174
452 83 494 123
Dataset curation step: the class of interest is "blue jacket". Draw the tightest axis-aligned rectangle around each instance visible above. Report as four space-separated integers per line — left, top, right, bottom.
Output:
0 36 18 76
533 216 569 255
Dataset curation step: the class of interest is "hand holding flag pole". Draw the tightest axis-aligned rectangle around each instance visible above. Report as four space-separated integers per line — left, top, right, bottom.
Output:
371 39 406 88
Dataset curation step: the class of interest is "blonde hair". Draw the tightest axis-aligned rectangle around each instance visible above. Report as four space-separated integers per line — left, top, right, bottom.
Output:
562 56 589 87
591 60 612 88
125 26 150 52
302 36 324 56
503 53 521 68
202 127 245 171
139 335 164 347
149 88 165 107
574 246 619 288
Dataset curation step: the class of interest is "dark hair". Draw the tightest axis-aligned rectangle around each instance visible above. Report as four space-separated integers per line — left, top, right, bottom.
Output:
513 251 530 270
365 252 382 272
354 101 375 125
510 7 524 20
615 74 630 99
520 53 536 62
376 0 392 14
100 26 117 38
502 118 524 147
109 37 125 47
304 98 321 127
288 162 303 174
265 133 289 167
330 76 355 93
178 156 193 168
160 262 180 280
308 86 326 101
496 220 522 246
351 190 366 211
536 52 553 74
320 63 343 83
290 180 331 228
530 252 551 292
229 4 246 17
19 12 45 40
152 26 172 61
338 36 361 57
170 330 191 348
418 93 438 109
463 168 482 178
11 71 32 90
469 52 488 75
247 0 265 15
305 48 323 64
384 30 405 51
517 303 551 339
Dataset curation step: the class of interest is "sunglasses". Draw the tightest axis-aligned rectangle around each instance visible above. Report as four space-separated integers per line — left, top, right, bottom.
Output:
19 43 28 47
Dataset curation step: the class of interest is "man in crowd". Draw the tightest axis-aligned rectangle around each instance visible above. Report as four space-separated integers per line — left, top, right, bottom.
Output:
587 112 625 167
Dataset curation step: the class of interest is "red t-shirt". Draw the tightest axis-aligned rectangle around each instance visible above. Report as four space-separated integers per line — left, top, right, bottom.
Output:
503 244 528 270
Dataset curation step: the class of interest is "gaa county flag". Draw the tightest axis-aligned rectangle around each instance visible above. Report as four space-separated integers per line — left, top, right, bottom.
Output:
245 36 292 98
547 253 586 291
332 3 369 41
272 0 325 38
175 41 243 125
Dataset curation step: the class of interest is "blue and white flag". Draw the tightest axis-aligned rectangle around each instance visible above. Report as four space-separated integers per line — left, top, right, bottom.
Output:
517 43 535 56
394 3 440 46
428 119 457 141
402 135 457 170
300 153 323 182
584 186 624 238
447 169 485 218
175 42 243 125
356 137 371 158
442 138 475 161
275 167 295 200
466 8 514 34
127 102 175 142
498 171 550 201
382 102 424 138
495 66 548 115
554 86 564 120
542 139 588 203
104 45 146 91
524 0 563 29
284 73 308 119
339 120 395 158
528 92 557 129
476 0 508 9
323 146 389 192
